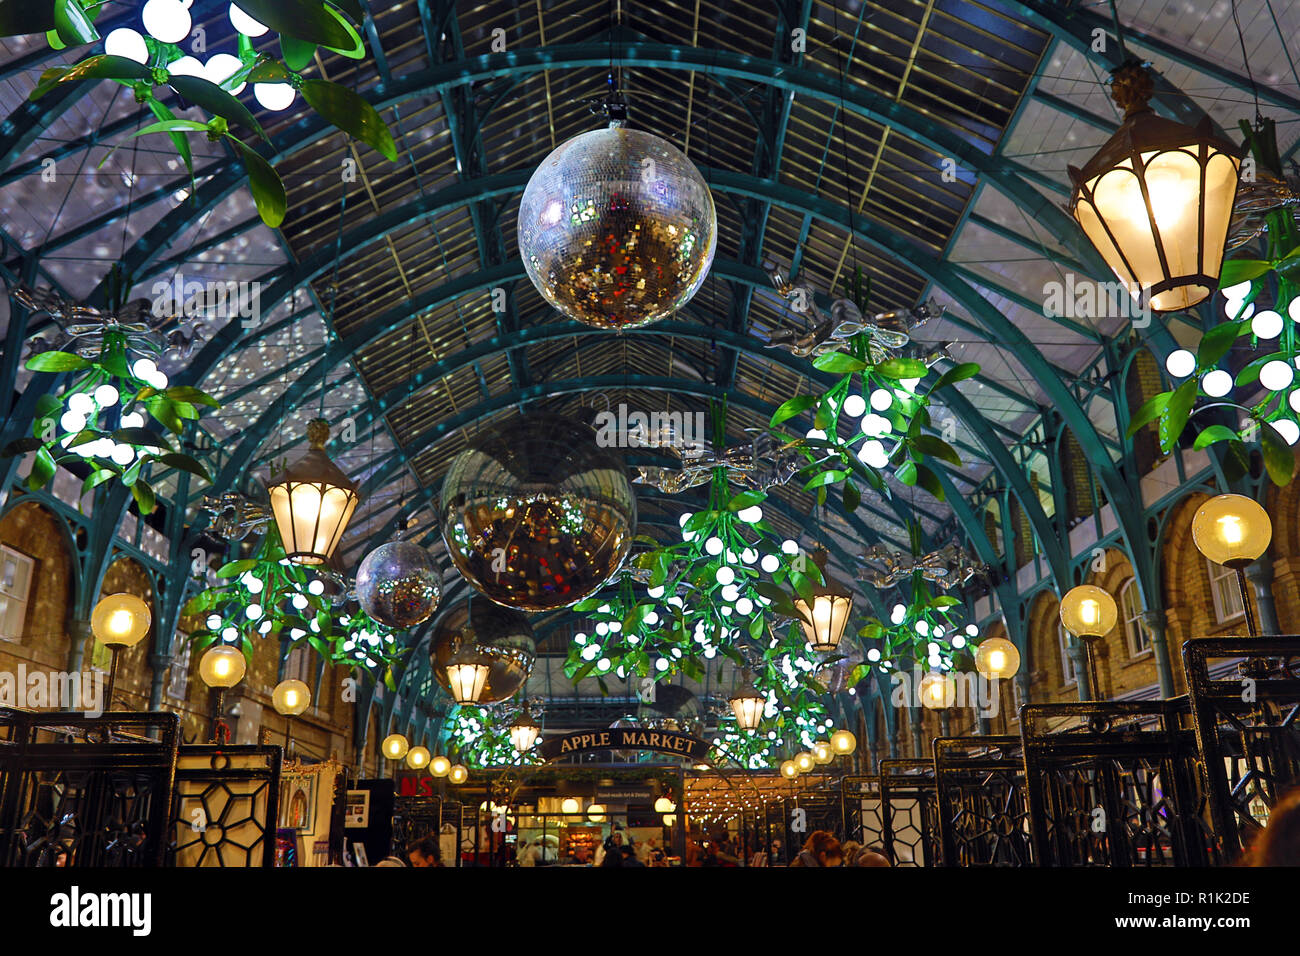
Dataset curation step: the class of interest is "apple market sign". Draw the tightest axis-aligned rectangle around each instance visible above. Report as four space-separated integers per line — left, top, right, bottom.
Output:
539 728 709 762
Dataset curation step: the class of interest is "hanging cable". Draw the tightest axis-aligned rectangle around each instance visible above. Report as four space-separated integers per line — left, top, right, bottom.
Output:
1230 0 1264 126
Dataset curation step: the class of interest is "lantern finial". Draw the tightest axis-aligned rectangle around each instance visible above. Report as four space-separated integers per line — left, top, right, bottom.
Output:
1109 60 1154 117
306 417 330 449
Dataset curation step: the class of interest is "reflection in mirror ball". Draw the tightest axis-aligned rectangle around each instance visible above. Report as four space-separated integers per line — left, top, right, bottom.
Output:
441 413 634 608
355 541 442 629
517 123 717 330
439 412 636 610
431 600 536 704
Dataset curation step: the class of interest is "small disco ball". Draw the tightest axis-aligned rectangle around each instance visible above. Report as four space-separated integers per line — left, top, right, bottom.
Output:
355 541 443 629
431 600 536 704
439 412 636 611
517 123 717 330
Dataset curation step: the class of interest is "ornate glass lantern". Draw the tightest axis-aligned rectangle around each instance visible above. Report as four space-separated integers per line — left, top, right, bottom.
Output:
266 418 360 565
1068 61 1243 313
792 549 853 652
728 672 765 731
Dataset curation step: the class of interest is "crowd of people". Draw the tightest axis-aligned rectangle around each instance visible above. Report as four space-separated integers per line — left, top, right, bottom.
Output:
368 787 1300 866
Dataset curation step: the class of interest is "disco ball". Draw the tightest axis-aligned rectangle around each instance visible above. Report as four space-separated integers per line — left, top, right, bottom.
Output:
517 123 718 330
439 412 636 611
431 600 536 704
609 716 642 761
355 541 442 629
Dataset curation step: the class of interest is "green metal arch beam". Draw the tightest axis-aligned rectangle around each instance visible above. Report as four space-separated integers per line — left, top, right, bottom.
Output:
85 39 1113 307
353 376 980 586
192 167 1074 492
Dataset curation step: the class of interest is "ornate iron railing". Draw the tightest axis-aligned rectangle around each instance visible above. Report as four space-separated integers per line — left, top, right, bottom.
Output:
933 736 1033 867
168 744 282 867
1021 700 1215 867
1184 637 1300 861
879 758 941 866
0 708 179 867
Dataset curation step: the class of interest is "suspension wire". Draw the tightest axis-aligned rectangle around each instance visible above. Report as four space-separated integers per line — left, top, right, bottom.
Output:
834 0 859 296
1230 0 1264 126
320 180 351 419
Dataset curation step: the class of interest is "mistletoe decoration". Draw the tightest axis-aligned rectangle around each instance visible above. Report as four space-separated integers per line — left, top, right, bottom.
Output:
183 523 404 684
4 0 397 228
767 265 977 510
1127 118 1300 487
446 706 545 770
2 274 219 514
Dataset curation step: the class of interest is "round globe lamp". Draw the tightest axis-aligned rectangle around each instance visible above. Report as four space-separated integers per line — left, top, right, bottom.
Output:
91 593 151 708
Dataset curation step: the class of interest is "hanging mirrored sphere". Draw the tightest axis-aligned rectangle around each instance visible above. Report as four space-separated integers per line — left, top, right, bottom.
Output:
638 684 703 739
517 123 718 330
355 541 443 629
439 412 636 610
430 600 536 704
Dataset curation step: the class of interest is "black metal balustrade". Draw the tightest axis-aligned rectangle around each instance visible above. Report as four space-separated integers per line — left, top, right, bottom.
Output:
839 774 885 852
168 744 282 867
932 736 1033 866
0 708 179 867
1184 637 1300 861
1020 700 1216 867
878 758 941 866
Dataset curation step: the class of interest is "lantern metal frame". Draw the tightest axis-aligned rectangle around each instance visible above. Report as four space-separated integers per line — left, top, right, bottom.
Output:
791 548 854 653
265 418 361 566
1067 60 1244 313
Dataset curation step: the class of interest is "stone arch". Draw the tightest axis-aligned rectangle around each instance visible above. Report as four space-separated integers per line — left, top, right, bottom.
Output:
1026 589 1077 703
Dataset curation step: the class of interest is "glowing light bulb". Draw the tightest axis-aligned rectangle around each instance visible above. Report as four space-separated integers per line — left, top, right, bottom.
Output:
1201 369 1232 397
228 3 269 36
842 394 866 418
142 0 191 43
254 83 296 111
1165 349 1195 378
1260 360 1294 392
1253 310 1284 340
94 384 120 407
105 28 149 64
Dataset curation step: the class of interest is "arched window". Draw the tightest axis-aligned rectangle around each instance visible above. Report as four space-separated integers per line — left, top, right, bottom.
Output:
1206 559 1245 623
1057 621 1077 686
1118 578 1152 658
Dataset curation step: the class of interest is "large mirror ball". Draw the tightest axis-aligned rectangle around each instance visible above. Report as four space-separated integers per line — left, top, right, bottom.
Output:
517 124 718 330
438 412 636 611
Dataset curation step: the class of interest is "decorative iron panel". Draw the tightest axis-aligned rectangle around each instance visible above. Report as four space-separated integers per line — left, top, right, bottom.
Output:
840 775 885 854
933 736 1033 866
879 759 941 866
169 745 282 867
0 709 179 868
1184 637 1300 862
1020 701 1215 867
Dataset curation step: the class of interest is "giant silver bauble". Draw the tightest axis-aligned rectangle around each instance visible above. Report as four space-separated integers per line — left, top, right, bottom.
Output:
355 541 443 629
431 600 536 704
517 124 717 330
439 412 635 611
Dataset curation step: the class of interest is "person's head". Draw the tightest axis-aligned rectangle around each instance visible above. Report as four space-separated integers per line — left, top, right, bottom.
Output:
611 831 623 845
620 845 636 858
802 830 842 866
407 836 440 867
841 840 862 861
1251 788 1300 866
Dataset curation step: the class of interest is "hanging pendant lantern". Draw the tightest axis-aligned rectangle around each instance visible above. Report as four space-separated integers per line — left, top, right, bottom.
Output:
445 629 491 705
728 671 765 731
1068 60 1243 313
508 705 541 752
792 549 854 652
266 418 360 565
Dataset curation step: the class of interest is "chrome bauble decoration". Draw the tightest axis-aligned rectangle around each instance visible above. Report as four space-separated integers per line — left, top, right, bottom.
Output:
431 600 536 704
517 123 717 330
637 684 703 739
355 541 442 629
439 412 635 611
